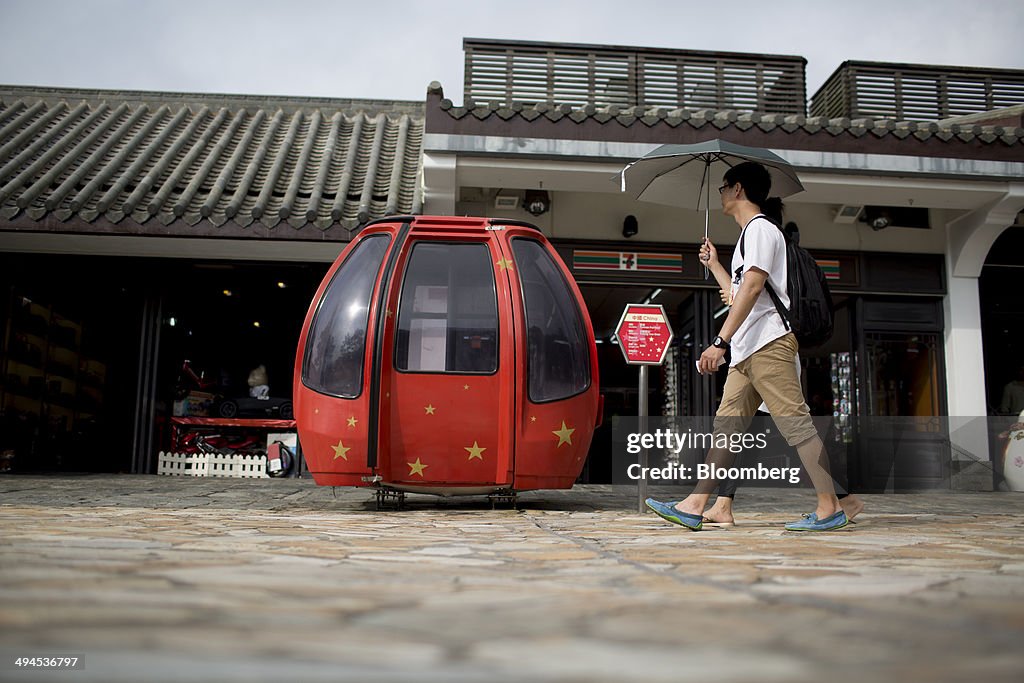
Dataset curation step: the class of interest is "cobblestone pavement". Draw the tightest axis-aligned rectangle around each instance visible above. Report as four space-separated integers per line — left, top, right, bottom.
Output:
0 474 1022 683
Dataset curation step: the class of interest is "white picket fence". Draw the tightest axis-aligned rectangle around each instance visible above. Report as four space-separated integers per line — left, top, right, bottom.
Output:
157 451 268 478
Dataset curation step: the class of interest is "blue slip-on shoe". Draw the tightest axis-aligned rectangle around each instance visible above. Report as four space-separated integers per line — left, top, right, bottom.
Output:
785 509 848 532
645 498 703 531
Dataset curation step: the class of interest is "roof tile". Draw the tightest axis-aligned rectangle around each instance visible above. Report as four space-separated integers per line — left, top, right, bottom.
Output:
0 86 424 231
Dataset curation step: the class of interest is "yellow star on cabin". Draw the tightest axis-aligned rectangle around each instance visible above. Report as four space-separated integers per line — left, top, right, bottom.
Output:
331 440 351 461
386 308 394 318
496 258 514 271
465 441 486 460
408 458 428 477
347 416 358 427
463 384 470 390
530 416 537 422
552 421 575 447
424 404 436 415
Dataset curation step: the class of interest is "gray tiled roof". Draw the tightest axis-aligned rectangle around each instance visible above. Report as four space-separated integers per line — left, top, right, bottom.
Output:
0 86 424 232
431 84 1024 146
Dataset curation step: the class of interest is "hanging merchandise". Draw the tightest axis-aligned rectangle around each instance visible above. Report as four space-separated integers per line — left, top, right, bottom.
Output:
831 352 854 443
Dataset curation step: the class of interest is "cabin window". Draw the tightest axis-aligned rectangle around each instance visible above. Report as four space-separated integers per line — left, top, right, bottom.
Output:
302 234 391 398
511 239 591 402
396 242 498 374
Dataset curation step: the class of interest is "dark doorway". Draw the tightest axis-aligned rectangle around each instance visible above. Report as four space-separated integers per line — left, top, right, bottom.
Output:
981 226 1024 416
576 284 697 483
0 253 145 473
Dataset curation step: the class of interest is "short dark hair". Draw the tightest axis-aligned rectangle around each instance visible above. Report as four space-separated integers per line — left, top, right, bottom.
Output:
724 162 770 203
724 161 783 225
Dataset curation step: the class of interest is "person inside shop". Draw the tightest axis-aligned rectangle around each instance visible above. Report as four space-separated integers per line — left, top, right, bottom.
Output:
999 365 1024 416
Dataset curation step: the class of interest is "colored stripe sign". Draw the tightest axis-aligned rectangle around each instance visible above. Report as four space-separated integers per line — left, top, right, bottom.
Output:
816 259 840 280
574 250 682 273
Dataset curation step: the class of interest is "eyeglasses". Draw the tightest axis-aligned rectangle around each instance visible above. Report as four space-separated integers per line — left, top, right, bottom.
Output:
717 184 732 195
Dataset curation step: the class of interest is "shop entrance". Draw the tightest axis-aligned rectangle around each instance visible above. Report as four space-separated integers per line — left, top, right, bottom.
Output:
154 260 329 471
0 252 330 474
577 284 699 483
980 226 1024 490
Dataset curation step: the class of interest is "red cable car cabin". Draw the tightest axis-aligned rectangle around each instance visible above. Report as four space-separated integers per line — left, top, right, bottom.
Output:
294 215 601 496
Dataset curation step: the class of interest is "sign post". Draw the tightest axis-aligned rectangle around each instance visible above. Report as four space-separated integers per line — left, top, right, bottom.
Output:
614 304 674 513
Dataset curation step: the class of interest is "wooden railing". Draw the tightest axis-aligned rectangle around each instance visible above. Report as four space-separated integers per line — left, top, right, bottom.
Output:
463 38 807 114
810 61 1024 120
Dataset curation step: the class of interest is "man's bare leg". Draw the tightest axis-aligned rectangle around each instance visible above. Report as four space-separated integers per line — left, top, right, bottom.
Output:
840 494 865 520
793 434 842 519
672 446 734 516
673 437 843 519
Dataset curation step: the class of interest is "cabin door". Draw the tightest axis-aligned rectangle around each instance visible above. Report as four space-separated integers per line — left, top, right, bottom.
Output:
377 237 516 488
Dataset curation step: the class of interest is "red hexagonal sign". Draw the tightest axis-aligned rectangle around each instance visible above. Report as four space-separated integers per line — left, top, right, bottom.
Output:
614 303 674 365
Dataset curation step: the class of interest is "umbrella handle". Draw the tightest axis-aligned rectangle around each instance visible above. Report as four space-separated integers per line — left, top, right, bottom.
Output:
703 163 710 280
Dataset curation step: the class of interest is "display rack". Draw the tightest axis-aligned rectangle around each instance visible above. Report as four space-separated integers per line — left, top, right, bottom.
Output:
0 287 108 461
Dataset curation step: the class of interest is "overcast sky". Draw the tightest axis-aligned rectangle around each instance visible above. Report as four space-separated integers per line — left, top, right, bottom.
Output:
1 0 1022 104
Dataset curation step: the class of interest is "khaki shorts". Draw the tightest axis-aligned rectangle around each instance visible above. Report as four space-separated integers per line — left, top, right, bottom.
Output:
712 333 818 447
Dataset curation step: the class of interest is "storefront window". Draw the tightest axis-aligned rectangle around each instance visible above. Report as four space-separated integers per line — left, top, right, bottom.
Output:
865 332 941 417
302 234 391 398
512 238 590 402
395 242 498 373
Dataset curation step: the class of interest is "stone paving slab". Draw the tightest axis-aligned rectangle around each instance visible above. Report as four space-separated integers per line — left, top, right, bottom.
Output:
0 474 1022 683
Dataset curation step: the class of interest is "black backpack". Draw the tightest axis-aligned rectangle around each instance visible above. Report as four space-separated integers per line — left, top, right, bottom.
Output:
740 219 834 349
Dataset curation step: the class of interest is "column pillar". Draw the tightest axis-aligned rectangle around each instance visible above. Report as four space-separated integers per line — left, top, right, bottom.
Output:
422 152 457 216
942 272 987 417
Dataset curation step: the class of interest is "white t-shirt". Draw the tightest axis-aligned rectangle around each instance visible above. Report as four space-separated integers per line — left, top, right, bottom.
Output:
728 215 790 366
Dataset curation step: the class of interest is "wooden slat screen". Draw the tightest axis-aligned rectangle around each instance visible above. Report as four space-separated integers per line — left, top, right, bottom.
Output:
464 39 807 114
810 61 1024 120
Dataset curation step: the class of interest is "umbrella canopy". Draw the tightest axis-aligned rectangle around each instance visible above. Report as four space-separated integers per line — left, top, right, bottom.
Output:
619 139 804 210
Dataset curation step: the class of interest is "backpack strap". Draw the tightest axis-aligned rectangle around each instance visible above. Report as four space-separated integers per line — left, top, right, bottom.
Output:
738 216 790 331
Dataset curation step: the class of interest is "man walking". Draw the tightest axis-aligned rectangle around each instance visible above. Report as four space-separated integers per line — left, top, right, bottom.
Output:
646 161 848 532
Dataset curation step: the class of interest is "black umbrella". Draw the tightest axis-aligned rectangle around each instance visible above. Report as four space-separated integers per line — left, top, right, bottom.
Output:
619 139 805 277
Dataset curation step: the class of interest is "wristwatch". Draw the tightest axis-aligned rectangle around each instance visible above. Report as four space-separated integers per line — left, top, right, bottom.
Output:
712 335 730 349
